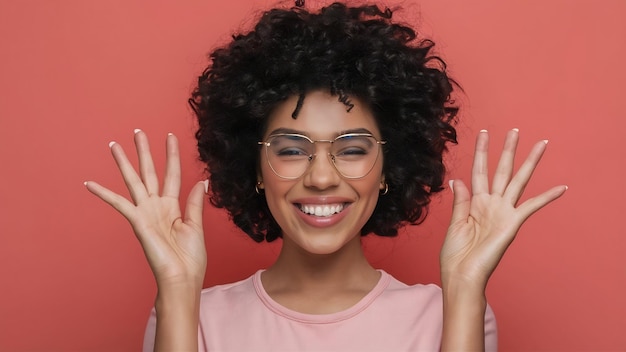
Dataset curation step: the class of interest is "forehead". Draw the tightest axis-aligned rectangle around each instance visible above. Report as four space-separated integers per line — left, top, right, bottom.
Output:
264 90 380 139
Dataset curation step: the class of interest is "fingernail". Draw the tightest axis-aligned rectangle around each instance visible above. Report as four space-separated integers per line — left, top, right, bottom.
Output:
168 132 173 136
543 140 549 144
448 179 454 193
479 129 488 133
83 181 88 186
134 129 142 134
512 128 519 132
203 180 209 194
108 141 116 148
564 185 569 191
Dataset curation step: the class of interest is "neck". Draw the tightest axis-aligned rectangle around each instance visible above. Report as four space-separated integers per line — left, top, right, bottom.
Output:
264 234 377 292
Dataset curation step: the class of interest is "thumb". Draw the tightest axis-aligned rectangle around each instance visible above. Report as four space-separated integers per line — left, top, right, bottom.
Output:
449 179 471 226
184 180 207 229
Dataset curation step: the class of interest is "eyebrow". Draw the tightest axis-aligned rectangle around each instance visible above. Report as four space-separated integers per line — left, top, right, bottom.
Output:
266 127 374 137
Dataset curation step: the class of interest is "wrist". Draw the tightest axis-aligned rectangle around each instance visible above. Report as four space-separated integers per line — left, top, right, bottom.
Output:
442 282 487 312
440 279 488 351
156 282 202 308
153 283 202 352
155 271 204 290
441 274 488 315
441 269 488 293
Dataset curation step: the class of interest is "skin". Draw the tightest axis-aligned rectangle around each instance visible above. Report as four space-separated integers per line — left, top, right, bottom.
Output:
86 131 207 351
85 93 567 351
258 91 384 314
441 130 567 350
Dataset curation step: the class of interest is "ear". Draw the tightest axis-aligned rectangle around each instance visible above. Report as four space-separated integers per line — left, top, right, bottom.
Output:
379 175 386 190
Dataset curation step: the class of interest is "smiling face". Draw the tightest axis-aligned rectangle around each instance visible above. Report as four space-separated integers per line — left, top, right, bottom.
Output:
259 90 385 255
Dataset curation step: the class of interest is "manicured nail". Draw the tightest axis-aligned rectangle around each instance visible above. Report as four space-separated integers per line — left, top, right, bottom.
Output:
448 179 454 193
512 128 519 132
479 129 488 133
168 132 173 136
564 185 569 190
203 180 209 194
134 129 142 134
542 140 549 144
108 141 116 148
83 181 88 186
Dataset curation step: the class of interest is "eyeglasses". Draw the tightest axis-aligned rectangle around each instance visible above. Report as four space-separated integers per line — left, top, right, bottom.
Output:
258 133 386 179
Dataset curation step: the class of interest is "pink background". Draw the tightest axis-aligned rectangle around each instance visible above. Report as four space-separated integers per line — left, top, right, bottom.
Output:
1 0 624 350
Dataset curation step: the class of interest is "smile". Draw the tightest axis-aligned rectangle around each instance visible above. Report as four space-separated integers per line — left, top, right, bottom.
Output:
298 203 345 217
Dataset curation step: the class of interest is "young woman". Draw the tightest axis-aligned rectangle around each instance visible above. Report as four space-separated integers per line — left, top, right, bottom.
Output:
85 2 567 351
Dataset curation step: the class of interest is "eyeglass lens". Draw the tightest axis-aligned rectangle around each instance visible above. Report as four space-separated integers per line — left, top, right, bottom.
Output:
265 134 381 179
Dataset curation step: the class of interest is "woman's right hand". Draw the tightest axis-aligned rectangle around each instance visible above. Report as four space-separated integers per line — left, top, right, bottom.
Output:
85 129 207 288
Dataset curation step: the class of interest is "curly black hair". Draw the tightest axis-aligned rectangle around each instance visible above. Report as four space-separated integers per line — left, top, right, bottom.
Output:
190 2 458 242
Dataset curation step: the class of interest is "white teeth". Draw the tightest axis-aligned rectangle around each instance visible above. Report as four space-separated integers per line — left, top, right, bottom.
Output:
300 204 344 217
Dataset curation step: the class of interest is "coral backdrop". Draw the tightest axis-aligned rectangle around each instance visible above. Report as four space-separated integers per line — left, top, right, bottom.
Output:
1 1 624 350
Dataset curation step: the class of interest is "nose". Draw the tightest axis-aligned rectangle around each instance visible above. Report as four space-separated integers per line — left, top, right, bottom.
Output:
302 152 341 190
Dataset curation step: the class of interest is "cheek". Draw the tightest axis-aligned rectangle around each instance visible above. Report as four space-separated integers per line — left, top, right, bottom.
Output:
356 172 384 205
360 167 384 207
363 181 382 205
366 161 385 193
259 163 290 210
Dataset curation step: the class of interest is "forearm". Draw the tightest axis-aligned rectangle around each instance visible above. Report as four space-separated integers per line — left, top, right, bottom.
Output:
441 281 487 352
154 283 202 352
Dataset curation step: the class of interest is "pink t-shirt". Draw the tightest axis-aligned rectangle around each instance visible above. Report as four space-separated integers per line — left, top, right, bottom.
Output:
143 270 497 351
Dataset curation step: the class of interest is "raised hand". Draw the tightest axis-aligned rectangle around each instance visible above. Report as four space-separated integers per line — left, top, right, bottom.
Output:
439 129 567 351
84 130 207 288
441 129 567 289
85 130 207 350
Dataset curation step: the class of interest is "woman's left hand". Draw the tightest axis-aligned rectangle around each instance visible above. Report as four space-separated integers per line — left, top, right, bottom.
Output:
440 128 567 289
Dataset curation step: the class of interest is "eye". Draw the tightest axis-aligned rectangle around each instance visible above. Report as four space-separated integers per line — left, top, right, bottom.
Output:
335 147 368 156
269 135 313 159
332 135 375 159
276 147 309 157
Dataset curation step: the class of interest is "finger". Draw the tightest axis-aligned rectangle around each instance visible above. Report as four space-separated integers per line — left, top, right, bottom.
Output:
491 128 519 195
184 180 208 230
84 181 136 220
504 139 548 204
134 129 160 196
110 141 148 203
471 130 490 195
516 185 568 220
162 133 181 198
449 179 471 226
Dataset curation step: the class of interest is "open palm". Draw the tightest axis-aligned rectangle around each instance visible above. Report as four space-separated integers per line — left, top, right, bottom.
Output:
441 129 567 288
85 130 207 287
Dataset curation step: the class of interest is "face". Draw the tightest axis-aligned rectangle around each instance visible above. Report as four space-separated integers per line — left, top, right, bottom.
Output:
258 90 385 255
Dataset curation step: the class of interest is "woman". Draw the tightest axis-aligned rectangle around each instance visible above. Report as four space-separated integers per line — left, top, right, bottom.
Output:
85 2 567 351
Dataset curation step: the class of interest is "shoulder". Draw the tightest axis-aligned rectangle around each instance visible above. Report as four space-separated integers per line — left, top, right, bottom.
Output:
198 271 258 312
359 271 445 329
143 273 261 352
379 272 497 350
378 271 444 307
200 273 255 296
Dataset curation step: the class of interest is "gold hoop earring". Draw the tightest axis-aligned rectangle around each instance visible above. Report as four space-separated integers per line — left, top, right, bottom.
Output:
380 182 389 195
255 181 264 195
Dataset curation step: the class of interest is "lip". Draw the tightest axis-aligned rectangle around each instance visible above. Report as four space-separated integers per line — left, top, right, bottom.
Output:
291 196 354 228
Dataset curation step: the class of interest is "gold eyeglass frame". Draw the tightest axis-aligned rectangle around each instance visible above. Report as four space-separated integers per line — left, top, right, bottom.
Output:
258 132 386 180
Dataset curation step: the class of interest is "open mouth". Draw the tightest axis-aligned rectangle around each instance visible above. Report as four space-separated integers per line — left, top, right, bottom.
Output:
296 203 347 217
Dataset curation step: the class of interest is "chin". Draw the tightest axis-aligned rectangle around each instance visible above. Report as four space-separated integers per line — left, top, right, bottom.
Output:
290 229 361 256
